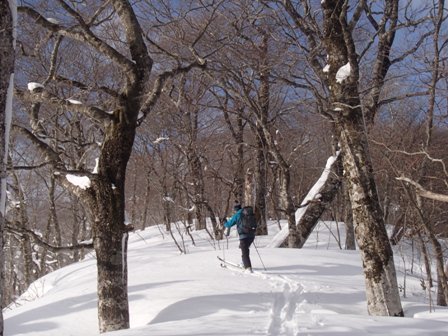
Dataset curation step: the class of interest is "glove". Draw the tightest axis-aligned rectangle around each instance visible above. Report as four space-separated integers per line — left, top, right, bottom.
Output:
225 227 230 237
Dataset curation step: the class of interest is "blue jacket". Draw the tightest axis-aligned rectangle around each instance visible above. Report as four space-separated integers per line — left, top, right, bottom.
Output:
224 209 255 239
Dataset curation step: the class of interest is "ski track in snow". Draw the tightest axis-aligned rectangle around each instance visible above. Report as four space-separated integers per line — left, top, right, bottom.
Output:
266 274 305 336
224 265 313 335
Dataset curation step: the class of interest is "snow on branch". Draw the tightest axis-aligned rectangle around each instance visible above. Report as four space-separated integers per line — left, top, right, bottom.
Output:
27 82 44 92
17 87 112 124
66 174 91 190
336 62 351 83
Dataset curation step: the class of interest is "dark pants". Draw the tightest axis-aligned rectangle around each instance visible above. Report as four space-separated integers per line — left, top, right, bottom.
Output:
239 236 255 269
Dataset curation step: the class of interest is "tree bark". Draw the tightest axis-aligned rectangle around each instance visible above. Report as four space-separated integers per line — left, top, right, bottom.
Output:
0 1 14 334
90 120 136 332
337 115 403 316
320 0 403 316
254 132 268 234
342 180 355 250
10 171 38 284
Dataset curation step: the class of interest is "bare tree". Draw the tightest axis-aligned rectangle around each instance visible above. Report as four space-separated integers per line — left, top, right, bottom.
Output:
16 1 208 332
272 0 404 316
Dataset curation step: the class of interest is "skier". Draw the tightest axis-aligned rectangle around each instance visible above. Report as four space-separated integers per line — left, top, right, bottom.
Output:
224 201 257 272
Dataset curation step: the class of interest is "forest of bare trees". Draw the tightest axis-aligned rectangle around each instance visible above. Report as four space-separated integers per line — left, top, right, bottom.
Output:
1 0 448 334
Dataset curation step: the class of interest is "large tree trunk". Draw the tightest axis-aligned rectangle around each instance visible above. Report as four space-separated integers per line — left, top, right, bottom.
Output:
88 108 137 332
337 115 403 316
90 180 130 332
17 0 206 333
319 0 403 317
0 1 14 334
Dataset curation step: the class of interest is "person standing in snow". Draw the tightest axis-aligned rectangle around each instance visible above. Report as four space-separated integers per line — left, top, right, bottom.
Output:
224 201 258 272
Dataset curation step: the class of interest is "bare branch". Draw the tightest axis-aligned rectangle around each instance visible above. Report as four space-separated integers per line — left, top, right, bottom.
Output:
349 0 366 31
5 223 94 252
371 139 448 178
13 125 61 164
378 90 429 106
53 75 120 98
43 35 64 86
18 5 136 75
138 60 207 124
396 176 448 203
16 87 113 125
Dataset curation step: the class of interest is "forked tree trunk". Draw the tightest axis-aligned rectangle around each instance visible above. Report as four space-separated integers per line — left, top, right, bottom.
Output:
18 0 206 333
320 0 403 317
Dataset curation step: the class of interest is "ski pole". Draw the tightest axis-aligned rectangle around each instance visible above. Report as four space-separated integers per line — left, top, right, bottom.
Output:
253 240 266 271
222 219 230 261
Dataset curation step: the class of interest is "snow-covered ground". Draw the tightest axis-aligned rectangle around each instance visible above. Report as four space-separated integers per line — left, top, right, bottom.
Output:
4 221 448 335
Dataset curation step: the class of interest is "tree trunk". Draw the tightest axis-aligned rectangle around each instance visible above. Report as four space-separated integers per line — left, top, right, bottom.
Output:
343 180 355 250
141 169 152 230
235 113 244 202
0 1 14 333
278 169 297 248
244 167 254 205
188 151 206 230
11 172 38 284
254 133 268 235
89 110 137 332
319 0 403 317
49 173 64 268
253 31 269 235
337 115 403 316
90 178 130 333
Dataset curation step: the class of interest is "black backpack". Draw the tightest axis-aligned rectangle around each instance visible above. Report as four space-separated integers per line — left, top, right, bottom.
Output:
239 206 257 235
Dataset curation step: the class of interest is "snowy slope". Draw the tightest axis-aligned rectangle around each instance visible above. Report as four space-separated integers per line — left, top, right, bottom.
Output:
4 221 448 335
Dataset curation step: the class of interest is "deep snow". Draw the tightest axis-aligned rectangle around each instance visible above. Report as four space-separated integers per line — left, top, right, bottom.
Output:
4 221 448 335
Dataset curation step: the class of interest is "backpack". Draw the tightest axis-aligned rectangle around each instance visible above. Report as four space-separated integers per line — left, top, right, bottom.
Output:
239 206 257 235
